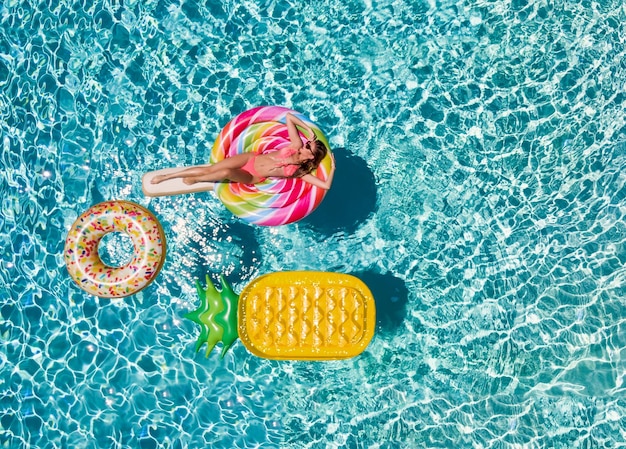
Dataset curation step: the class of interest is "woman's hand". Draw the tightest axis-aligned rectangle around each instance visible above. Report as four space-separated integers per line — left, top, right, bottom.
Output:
286 113 316 147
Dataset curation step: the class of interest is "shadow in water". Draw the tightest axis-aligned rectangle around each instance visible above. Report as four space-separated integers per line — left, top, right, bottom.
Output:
352 270 409 334
303 149 377 235
187 219 261 286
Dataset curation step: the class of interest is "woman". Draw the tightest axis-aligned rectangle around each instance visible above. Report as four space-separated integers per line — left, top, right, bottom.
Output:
151 113 336 190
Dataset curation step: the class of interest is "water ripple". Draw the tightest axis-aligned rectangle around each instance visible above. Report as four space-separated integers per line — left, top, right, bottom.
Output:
1 0 626 447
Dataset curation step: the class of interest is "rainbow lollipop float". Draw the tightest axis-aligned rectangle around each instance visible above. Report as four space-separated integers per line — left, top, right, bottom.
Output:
142 106 333 226
185 271 376 360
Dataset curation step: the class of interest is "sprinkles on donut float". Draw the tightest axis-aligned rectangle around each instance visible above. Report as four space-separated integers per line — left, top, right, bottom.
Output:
64 200 166 298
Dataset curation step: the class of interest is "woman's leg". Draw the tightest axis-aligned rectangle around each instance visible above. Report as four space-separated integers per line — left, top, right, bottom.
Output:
151 153 252 184
183 167 255 184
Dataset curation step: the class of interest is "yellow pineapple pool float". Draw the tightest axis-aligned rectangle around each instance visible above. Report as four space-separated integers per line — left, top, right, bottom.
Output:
185 271 376 360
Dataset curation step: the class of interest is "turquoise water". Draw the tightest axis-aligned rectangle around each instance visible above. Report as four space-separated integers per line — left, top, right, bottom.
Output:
2 0 626 447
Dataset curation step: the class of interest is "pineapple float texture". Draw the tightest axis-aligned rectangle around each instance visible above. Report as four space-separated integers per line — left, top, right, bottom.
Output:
186 272 375 360
239 272 375 360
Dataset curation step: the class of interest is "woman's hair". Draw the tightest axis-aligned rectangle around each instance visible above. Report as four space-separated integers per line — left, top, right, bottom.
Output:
294 140 328 177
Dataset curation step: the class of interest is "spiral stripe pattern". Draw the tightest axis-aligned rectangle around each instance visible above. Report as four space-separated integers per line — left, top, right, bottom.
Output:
210 106 332 226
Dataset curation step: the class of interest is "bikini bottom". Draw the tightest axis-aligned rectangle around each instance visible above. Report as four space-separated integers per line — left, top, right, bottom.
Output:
240 154 266 182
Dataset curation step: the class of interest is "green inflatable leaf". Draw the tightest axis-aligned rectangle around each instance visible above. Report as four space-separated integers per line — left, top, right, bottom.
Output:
184 275 240 358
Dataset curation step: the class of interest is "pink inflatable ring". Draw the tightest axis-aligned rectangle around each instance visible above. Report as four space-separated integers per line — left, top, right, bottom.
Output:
210 106 333 226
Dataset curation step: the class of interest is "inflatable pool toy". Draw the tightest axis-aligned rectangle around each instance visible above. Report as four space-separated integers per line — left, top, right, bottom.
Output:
64 200 166 298
212 106 333 226
142 106 333 226
185 275 240 358
185 272 375 360
239 271 376 359
185 271 376 360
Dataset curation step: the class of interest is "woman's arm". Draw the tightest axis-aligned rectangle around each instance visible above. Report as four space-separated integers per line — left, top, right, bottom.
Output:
286 113 315 148
301 156 336 190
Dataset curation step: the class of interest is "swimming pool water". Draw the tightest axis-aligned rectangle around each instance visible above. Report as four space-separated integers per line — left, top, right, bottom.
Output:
2 0 626 447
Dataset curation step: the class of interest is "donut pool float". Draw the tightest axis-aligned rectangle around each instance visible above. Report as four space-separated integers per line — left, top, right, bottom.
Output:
210 106 333 226
64 200 166 298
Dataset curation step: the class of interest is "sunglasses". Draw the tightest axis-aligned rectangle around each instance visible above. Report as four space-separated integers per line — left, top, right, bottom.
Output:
305 134 318 149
